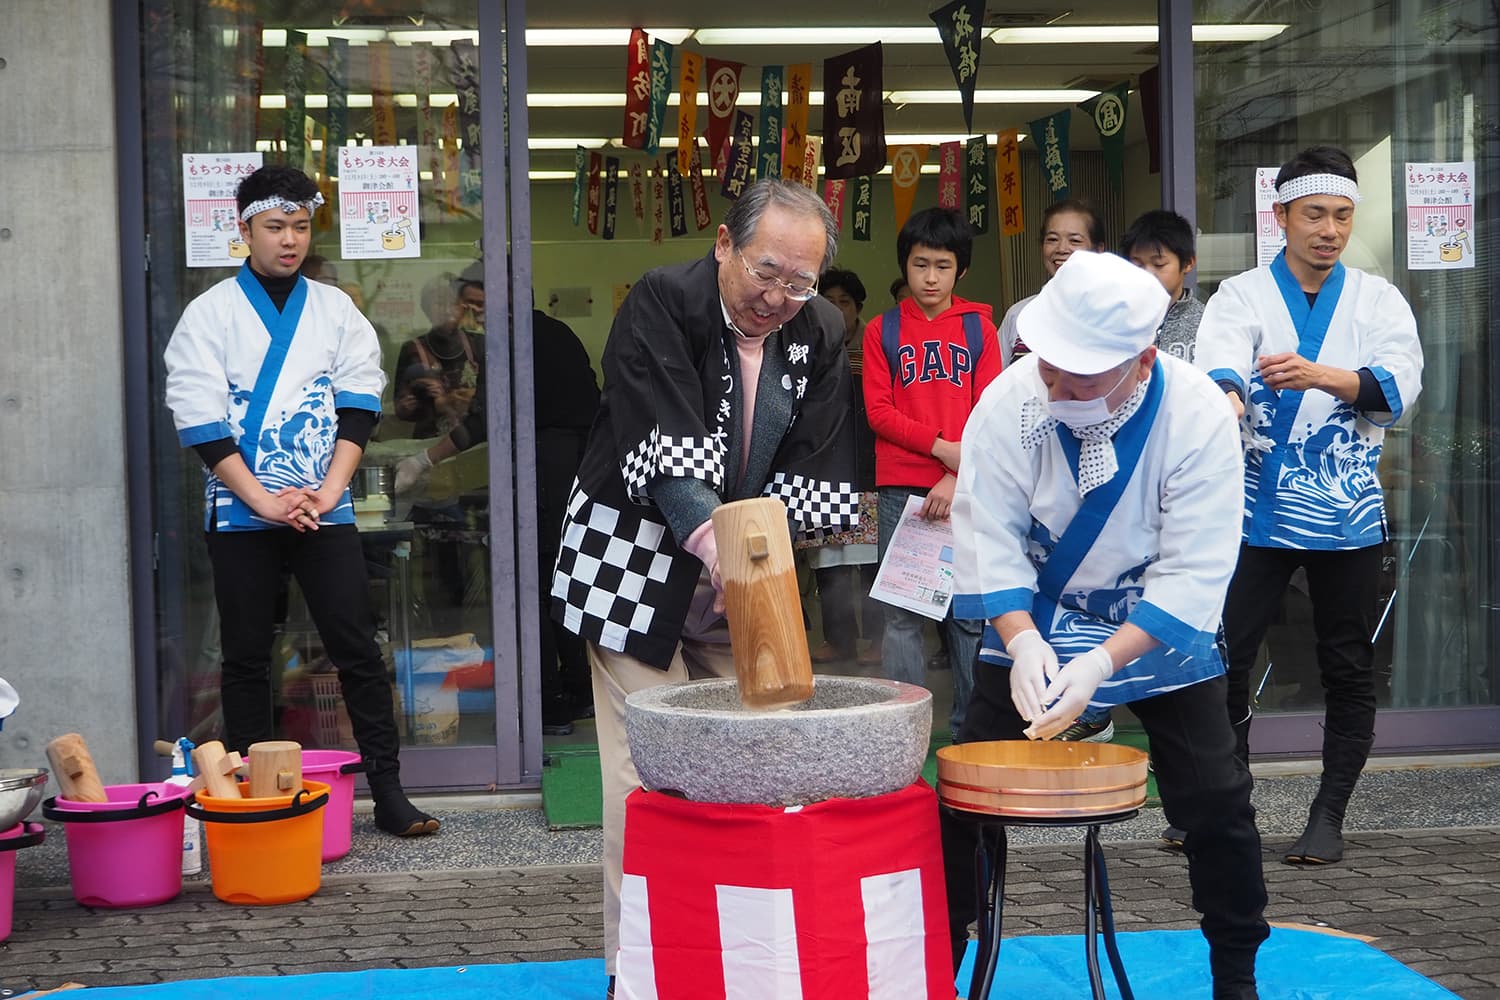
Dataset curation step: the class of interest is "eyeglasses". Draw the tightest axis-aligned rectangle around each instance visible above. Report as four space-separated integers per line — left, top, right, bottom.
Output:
736 249 819 301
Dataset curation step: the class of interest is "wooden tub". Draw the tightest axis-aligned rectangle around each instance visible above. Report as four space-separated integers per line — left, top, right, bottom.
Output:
936 741 1148 819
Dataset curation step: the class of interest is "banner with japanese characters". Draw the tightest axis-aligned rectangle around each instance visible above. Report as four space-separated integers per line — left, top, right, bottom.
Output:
824 179 847 233
449 41 482 208
645 39 675 156
412 46 439 226
338 146 420 260
964 135 990 234
676 52 703 177
930 0 985 133
758 66 784 181
603 156 620 240
441 105 460 214
1405 161 1475 270
1254 167 1286 267
586 152 602 235
667 160 688 237
282 41 307 168
721 109 756 200
799 135 822 191
183 151 263 268
623 29 652 150
890 144 929 231
852 175 874 241
937 141 962 209
630 160 647 231
705 59 744 172
325 38 349 174
652 159 667 244
995 128 1023 236
688 142 714 229
782 64 813 182
1079 83 1130 193
571 146 587 226
1028 110 1071 201
822 43 885 180
368 43 398 148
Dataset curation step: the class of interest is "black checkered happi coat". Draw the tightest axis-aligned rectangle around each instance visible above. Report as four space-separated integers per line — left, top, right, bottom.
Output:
550 253 859 668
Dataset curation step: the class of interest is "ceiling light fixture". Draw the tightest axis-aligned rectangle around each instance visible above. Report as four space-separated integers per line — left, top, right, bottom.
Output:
886 89 1100 104
526 28 695 46
690 27 951 46
988 24 1287 44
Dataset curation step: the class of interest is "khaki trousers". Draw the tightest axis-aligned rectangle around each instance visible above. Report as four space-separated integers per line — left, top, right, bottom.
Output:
589 570 735 975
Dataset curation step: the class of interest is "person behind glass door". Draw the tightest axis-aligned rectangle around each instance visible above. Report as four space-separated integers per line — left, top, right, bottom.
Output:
862 207 1001 738
549 180 858 999
1195 145 1424 865
996 198 1107 368
803 267 883 667
163 165 438 837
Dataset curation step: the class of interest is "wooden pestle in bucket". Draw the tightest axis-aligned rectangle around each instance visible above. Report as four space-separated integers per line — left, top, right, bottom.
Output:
711 497 815 710
247 740 303 798
191 740 246 798
45 733 108 803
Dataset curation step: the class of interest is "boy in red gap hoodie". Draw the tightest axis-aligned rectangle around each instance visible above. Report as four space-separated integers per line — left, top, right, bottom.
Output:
862 206 1001 736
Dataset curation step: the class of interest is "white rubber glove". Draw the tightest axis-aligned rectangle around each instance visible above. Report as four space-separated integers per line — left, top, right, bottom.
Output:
393 449 434 497
1006 629 1060 723
1026 646 1115 741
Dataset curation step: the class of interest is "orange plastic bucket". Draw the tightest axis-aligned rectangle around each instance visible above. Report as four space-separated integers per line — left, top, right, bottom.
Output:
186 780 329 905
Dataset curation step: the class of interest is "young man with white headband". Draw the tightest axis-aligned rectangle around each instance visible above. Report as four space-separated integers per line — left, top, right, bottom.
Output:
1195 145 1424 865
165 165 439 838
943 250 1268 999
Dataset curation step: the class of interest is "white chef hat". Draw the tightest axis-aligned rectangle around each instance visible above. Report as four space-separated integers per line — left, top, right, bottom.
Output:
1016 250 1169 375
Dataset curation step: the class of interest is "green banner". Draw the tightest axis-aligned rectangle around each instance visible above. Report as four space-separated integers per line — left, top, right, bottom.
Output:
964 136 990 235
757 65 784 181
1079 83 1131 193
852 175 873 241
645 39 675 156
1027 110 1071 201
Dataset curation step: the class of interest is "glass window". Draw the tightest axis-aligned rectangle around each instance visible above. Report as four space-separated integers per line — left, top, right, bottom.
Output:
141 1 502 770
1194 0 1499 713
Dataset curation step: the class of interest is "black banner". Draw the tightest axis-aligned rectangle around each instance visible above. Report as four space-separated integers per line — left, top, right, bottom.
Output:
721 109 756 200
930 0 986 133
964 136 990 235
822 43 886 180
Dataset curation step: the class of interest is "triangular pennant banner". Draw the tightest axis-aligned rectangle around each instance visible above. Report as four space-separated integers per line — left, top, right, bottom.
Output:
889 144 929 231
1079 82 1131 192
930 0 985 133
1027 110 1072 201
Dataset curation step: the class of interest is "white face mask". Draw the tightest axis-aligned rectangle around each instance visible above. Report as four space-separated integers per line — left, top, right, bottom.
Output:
1046 365 1133 429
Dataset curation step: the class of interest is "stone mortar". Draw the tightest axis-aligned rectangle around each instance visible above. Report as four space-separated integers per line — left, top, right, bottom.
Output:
624 676 932 806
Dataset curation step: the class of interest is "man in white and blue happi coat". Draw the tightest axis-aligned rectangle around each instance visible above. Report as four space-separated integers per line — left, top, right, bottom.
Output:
944 251 1268 1000
550 180 857 996
164 166 437 838
1196 146 1424 866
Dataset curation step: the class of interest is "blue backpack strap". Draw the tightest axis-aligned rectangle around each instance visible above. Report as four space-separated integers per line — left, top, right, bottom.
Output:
880 307 902 385
962 312 985 374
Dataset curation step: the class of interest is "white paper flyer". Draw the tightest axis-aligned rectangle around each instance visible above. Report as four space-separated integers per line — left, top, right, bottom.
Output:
182 151 263 268
1405 161 1475 270
870 494 956 622
338 145 421 260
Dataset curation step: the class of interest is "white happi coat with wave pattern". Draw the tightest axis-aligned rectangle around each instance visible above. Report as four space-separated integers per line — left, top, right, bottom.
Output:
164 267 386 531
1195 252 1423 551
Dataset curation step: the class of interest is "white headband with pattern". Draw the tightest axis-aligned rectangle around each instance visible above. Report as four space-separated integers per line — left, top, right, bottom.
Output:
1275 173 1361 205
240 192 326 221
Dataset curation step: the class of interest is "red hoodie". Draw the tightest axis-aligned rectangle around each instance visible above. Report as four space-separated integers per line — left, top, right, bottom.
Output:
861 295 1001 488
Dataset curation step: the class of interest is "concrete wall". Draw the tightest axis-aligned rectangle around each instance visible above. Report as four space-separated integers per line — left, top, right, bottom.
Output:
0 1 137 782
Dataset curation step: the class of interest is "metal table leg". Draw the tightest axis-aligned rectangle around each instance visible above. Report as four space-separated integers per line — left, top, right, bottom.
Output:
1085 824 1136 1000
969 824 1008 1000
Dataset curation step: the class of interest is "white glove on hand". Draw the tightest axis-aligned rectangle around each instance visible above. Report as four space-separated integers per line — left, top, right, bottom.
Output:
1006 629 1060 723
393 450 434 497
1026 646 1115 741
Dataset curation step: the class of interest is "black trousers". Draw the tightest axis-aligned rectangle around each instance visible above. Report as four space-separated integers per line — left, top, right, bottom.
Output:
814 563 883 650
942 664 1269 985
537 428 593 711
206 524 403 786
1222 543 1382 741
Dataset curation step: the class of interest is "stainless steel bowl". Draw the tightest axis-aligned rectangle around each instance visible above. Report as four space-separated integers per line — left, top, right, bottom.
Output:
0 768 48 829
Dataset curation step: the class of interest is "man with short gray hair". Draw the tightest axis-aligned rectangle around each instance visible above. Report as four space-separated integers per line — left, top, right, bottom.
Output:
550 179 858 997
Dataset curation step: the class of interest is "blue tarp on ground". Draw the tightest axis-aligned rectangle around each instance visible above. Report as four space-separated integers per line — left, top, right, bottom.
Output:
69 927 1458 999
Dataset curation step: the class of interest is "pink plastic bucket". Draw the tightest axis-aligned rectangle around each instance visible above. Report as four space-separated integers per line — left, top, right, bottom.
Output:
300 750 364 861
42 783 189 908
0 822 45 940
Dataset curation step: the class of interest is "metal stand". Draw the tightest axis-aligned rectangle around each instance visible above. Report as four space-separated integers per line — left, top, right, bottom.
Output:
952 807 1138 1000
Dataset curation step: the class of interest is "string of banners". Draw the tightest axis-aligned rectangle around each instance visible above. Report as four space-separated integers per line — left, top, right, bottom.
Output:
571 7 1133 243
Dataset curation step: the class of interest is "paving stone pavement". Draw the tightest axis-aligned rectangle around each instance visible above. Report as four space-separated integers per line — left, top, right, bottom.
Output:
4 827 1498 999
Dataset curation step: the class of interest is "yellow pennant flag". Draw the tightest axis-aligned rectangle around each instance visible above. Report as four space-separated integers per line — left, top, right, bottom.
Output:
676 52 704 176
995 128 1025 236
889 144 929 231
781 64 813 181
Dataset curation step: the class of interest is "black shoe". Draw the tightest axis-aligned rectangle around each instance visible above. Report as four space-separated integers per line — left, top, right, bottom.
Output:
372 788 441 837
542 720 575 737
606 974 615 998
1160 824 1186 850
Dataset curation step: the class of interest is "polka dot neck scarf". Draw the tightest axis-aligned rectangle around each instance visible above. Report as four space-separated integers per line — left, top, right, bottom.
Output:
1020 375 1151 496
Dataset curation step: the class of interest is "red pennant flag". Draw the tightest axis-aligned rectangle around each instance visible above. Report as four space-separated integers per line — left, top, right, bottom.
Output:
824 179 847 233
704 59 744 174
937 141 962 209
622 28 652 150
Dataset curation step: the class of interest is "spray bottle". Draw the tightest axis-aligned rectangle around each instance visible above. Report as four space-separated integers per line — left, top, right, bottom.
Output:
166 737 202 876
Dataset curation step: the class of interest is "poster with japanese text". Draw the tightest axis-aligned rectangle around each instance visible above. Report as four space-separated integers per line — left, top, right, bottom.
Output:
869 495 956 621
1254 167 1286 267
339 146 421 260
182 151 263 268
1405 161 1475 270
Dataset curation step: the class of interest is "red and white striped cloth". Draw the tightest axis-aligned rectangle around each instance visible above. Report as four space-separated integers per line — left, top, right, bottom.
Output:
617 781 954 1000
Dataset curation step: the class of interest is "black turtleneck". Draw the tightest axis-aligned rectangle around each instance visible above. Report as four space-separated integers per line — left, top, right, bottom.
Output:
191 265 377 471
